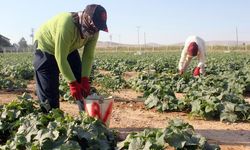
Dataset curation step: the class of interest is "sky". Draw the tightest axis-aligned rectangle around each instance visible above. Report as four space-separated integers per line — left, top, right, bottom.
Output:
0 0 249 45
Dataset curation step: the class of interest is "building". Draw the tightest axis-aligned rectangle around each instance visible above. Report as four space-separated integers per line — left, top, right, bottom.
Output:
0 34 16 52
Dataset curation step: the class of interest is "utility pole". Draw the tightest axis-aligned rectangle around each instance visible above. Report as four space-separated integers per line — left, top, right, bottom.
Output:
30 28 34 45
144 32 146 48
118 34 121 52
118 34 121 43
236 27 238 48
109 34 112 47
136 26 140 49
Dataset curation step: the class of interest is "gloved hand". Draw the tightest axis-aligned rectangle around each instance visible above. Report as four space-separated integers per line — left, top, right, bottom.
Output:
69 80 83 100
81 77 90 98
193 67 200 77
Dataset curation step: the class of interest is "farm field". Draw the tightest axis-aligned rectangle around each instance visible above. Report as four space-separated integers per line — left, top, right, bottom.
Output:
0 51 249 150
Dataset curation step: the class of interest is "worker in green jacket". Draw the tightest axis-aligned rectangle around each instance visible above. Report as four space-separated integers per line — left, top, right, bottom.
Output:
33 4 108 112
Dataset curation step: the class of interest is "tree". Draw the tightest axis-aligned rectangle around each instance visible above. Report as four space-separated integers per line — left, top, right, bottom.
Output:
18 37 28 52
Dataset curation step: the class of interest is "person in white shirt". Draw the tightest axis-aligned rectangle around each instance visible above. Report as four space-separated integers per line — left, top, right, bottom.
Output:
178 35 206 76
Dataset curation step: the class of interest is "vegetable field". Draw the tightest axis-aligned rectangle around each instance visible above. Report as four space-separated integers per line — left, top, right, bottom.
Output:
0 51 250 150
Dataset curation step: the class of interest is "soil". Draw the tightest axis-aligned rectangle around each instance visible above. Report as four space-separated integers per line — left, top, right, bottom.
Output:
0 79 250 150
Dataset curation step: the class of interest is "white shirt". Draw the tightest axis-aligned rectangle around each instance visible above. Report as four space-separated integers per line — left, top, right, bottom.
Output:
178 35 206 74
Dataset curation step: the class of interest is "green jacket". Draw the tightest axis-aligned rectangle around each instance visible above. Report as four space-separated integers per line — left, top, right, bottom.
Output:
35 12 98 82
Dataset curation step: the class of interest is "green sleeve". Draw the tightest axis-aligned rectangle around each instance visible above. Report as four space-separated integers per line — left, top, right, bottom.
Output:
81 32 99 77
54 23 76 82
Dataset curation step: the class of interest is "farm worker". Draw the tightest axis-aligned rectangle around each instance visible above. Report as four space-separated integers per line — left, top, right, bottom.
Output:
33 4 108 113
178 35 206 77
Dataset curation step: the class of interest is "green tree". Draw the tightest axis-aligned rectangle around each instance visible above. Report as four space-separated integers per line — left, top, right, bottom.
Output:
18 37 28 52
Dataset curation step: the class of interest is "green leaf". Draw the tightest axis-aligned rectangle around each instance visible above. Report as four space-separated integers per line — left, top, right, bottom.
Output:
145 94 159 109
165 133 186 148
223 102 236 112
128 137 144 150
15 134 27 148
56 141 81 150
34 128 60 146
74 126 92 140
220 112 238 122
155 132 165 146
191 100 201 113
205 105 214 113
143 140 153 150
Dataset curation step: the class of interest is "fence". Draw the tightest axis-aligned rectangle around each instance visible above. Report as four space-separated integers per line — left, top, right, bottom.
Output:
0 45 35 53
96 45 182 53
0 44 249 53
95 44 250 53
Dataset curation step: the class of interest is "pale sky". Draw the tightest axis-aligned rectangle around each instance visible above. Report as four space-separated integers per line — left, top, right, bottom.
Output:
0 0 249 45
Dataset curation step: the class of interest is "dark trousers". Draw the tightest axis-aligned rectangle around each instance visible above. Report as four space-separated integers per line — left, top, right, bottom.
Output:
33 49 81 112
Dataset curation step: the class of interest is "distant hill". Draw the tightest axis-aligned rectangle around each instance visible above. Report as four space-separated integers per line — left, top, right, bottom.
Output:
97 41 164 47
97 40 250 47
97 41 122 47
166 41 250 46
206 41 250 46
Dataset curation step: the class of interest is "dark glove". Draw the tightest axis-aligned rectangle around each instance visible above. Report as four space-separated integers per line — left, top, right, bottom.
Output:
193 67 200 77
81 77 90 98
69 80 83 100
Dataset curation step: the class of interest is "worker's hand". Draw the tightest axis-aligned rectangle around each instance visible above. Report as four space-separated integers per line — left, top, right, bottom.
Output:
69 81 83 100
193 67 200 77
179 69 184 75
81 77 90 98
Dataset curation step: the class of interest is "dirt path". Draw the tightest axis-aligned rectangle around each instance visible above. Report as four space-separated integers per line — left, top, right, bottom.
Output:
110 90 250 149
0 81 250 150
